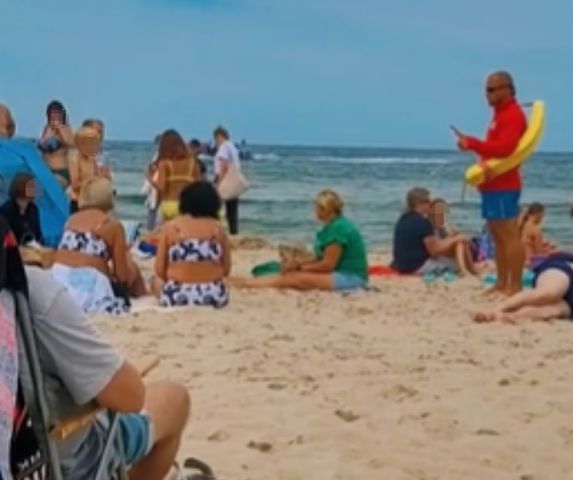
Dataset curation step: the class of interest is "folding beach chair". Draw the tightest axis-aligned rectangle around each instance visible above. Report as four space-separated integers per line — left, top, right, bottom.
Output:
12 290 128 480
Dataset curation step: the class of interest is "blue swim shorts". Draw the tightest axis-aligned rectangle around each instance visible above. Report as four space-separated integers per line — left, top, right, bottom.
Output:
481 190 520 221
333 272 367 291
119 412 154 465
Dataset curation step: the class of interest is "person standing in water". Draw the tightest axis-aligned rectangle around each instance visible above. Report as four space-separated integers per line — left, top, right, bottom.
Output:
453 71 527 295
38 100 75 190
213 126 242 235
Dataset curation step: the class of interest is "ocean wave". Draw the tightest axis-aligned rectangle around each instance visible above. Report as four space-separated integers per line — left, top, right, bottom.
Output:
251 152 452 165
312 156 452 165
253 153 281 161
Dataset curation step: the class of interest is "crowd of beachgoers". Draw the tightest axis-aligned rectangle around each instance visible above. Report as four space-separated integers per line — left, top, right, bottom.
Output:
2 70 573 479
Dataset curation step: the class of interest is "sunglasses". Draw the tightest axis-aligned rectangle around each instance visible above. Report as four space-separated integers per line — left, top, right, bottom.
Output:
486 84 511 94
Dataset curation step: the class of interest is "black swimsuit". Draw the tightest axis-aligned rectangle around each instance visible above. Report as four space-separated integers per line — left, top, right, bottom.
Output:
532 252 573 315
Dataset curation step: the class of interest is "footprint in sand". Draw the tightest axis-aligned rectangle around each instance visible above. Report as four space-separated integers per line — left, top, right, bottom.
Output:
335 409 360 422
267 382 288 391
247 441 273 453
207 430 230 442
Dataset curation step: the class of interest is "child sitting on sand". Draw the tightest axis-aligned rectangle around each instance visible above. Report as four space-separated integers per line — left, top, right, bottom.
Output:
429 198 479 277
519 202 556 262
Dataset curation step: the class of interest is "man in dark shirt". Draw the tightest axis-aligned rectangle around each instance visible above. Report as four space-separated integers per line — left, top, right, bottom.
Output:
392 187 464 274
0 174 43 245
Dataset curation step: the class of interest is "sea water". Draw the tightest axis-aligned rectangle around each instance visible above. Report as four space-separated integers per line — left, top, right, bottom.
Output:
108 142 573 248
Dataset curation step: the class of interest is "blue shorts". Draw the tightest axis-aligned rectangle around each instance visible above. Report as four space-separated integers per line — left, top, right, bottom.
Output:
481 190 520 221
333 272 367 291
119 413 154 465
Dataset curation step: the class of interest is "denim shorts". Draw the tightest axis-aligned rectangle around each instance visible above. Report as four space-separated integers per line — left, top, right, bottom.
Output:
481 190 520 221
119 412 154 465
333 272 367 291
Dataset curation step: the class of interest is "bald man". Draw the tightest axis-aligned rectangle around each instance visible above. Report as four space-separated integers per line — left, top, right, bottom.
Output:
0 104 15 138
453 72 527 296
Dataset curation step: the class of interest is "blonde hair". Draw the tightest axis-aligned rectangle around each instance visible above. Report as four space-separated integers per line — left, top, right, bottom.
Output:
78 177 114 211
82 118 104 137
315 190 344 216
74 126 102 157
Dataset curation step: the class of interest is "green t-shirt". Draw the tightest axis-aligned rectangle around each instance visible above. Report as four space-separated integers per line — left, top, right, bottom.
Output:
314 216 368 280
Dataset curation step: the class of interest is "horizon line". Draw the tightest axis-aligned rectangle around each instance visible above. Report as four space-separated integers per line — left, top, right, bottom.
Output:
11 136 573 156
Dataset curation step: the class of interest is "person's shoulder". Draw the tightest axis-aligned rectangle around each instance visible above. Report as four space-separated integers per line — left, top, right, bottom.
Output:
406 212 432 229
336 216 360 233
0 199 12 214
503 99 527 122
398 211 422 224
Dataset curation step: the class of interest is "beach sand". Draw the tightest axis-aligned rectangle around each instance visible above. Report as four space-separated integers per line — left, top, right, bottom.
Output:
96 239 573 480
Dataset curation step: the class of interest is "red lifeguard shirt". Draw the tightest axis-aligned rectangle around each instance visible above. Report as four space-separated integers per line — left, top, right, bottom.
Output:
466 98 527 192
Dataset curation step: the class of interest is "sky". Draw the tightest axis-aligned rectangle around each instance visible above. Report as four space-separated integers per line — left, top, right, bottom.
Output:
1 0 572 150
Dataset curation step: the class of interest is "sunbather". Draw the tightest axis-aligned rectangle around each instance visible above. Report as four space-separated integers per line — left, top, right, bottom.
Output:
473 252 573 323
519 202 556 262
233 190 368 291
429 198 479 276
151 181 231 307
52 177 146 314
391 188 467 275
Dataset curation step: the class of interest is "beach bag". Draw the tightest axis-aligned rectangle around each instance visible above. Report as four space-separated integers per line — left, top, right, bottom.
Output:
218 165 249 201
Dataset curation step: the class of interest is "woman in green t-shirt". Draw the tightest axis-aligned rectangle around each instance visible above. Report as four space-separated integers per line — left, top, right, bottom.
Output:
234 190 369 291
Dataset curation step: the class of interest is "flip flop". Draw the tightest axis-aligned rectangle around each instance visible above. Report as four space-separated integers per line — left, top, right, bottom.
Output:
181 458 216 480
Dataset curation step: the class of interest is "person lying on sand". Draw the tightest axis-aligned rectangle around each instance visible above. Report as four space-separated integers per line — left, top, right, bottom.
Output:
519 202 556 263
429 198 479 276
473 252 573 324
233 190 368 291
151 181 231 308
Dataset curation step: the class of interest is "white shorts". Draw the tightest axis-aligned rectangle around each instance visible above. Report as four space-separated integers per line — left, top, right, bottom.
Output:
417 257 458 276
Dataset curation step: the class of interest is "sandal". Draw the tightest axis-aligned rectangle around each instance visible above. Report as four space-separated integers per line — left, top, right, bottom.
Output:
172 458 215 480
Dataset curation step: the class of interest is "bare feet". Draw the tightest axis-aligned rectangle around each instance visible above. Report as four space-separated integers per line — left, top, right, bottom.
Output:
459 268 472 277
503 285 522 297
473 311 517 324
483 285 505 298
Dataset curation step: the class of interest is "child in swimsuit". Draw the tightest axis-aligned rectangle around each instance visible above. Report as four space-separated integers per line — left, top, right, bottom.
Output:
519 202 556 265
69 126 107 213
429 199 479 276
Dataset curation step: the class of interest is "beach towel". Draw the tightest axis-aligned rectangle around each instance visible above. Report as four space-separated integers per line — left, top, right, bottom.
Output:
51 263 128 315
0 298 17 480
121 220 142 246
368 265 416 277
